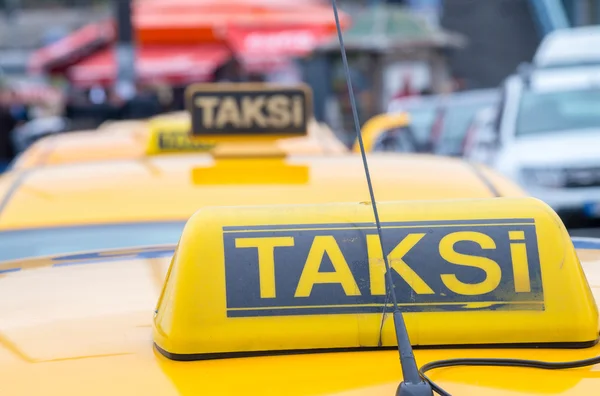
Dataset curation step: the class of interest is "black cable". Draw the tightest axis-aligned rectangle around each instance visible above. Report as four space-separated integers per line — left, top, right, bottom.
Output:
420 354 600 396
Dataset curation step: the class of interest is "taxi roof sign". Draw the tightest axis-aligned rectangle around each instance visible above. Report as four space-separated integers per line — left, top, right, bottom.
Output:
153 197 598 359
145 115 215 155
186 82 313 138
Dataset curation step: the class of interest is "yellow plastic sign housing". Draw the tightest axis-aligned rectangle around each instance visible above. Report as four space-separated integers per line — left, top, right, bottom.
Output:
145 114 216 155
153 197 598 360
185 82 313 138
191 159 309 185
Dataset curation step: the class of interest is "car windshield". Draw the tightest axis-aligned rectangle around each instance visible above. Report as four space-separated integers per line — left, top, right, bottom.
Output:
0 221 186 262
438 100 496 155
372 126 418 153
407 108 437 145
516 88 600 136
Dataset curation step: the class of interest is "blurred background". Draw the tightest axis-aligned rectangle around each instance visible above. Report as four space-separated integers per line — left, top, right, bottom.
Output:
1 0 600 235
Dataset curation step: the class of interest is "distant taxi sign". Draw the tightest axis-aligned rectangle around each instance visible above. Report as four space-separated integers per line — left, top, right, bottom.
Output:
186 83 312 137
145 114 216 155
153 198 598 359
148 130 215 154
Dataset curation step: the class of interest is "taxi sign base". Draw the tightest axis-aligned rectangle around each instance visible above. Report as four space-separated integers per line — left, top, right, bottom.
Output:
209 142 286 159
153 198 599 359
397 381 434 396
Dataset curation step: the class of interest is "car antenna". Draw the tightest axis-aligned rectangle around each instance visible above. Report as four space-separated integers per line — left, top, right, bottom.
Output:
329 1 433 395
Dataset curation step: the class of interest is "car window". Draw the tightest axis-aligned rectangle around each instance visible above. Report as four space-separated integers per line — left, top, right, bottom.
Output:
406 108 437 145
437 101 495 155
0 221 186 262
372 126 418 153
516 88 600 136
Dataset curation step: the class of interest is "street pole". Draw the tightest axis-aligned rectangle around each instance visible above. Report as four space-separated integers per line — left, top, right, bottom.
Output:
5 0 20 50
572 0 591 26
4 0 19 19
114 0 136 100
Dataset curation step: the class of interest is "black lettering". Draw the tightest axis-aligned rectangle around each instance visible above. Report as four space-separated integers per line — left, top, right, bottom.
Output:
158 132 215 151
187 85 312 136
223 220 544 317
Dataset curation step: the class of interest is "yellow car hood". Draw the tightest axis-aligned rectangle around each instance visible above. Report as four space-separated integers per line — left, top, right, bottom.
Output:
1 240 600 395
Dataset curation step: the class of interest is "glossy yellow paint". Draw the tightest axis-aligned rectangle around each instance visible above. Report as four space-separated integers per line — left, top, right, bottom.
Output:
0 154 525 230
353 112 411 153
11 112 348 170
11 126 148 169
1 243 600 395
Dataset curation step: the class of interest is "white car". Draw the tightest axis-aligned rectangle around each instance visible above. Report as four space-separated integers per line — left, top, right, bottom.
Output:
462 105 498 165
491 64 600 226
534 26 600 68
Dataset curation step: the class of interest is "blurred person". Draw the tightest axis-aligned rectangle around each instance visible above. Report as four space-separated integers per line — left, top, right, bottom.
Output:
89 85 107 105
214 57 248 83
155 84 174 112
391 74 416 100
265 61 303 85
0 87 17 171
120 83 162 120
420 87 434 96
452 74 467 92
9 100 28 124
247 73 266 83
333 63 371 145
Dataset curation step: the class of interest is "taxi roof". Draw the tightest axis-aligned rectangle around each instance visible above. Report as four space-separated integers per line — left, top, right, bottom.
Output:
12 113 348 169
0 154 523 230
12 128 147 168
0 239 599 395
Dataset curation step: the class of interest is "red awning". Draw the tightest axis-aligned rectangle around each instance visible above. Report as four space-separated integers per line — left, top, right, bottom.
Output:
29 20 115 74
67 45 230 88
133 0 349 45
226 25 333 58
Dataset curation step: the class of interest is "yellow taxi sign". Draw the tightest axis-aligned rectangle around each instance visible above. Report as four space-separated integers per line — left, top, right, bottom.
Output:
191 159 310 185
147 130 215 155
145 114 216 155
186 82 313 138
153 198 598 359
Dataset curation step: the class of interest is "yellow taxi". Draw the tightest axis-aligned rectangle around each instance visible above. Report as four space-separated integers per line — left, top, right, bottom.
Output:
353 112 414 153
10 87 348 171
2 83 565 396
0 83 522 257
11 85 426 172
1 197 600 395
0 148 521 258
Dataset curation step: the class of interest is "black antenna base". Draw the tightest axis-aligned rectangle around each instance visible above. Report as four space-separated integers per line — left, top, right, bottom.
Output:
396 381 434 396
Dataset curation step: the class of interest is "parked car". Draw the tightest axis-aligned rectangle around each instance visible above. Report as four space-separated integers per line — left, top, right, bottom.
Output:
387 95 440 152
462 105 499 165
429 89 499 156
534 26 600 68
490 63 600 226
